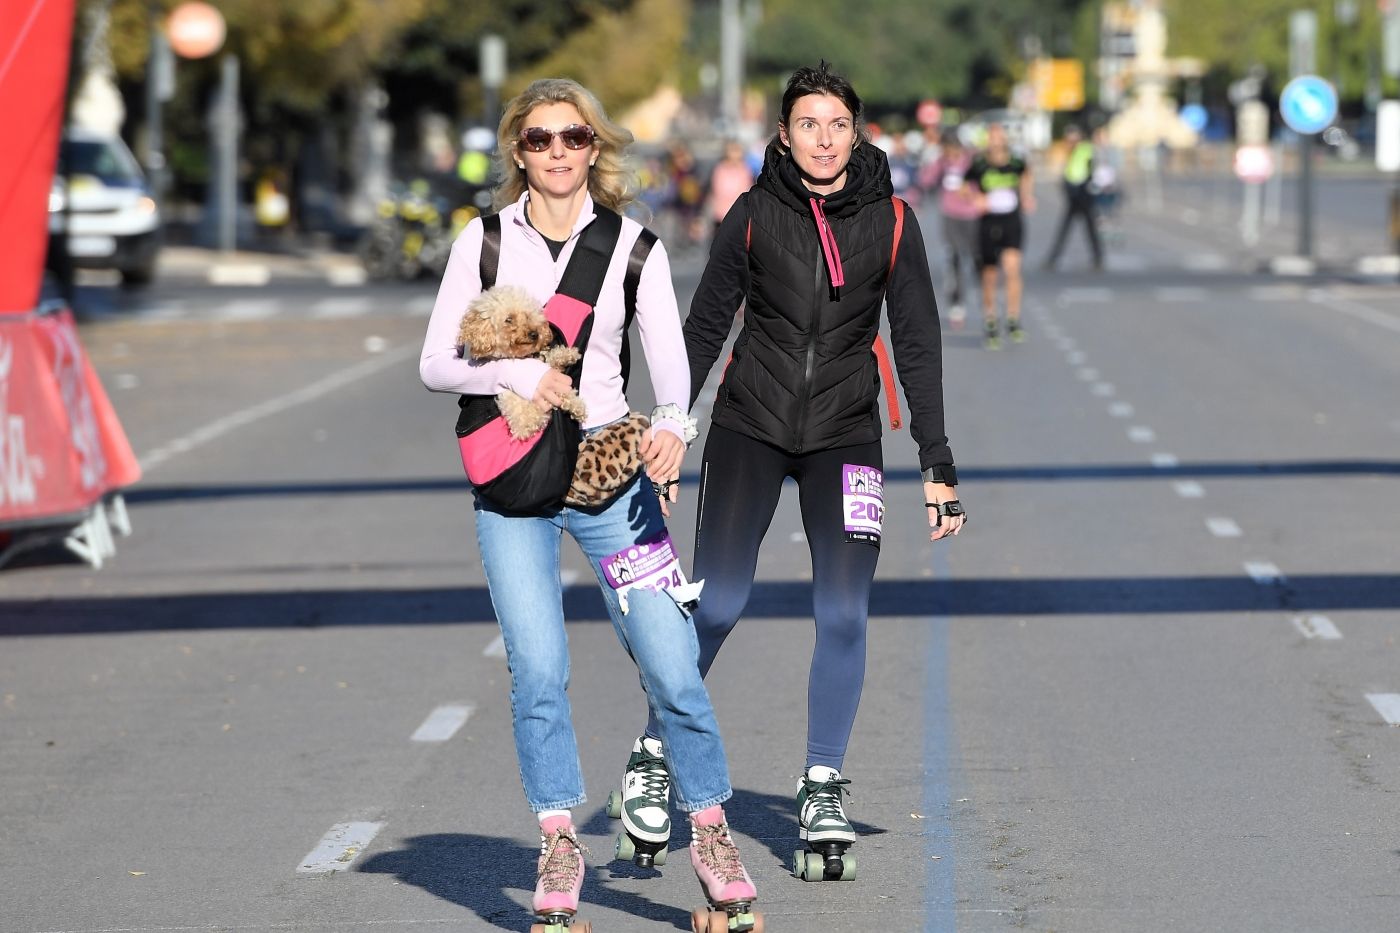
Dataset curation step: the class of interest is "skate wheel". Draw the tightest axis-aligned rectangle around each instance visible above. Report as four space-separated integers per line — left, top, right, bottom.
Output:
605 790 623 819
802 850 825 882
615 832 635 862
652 844 667 867
839 851 857 881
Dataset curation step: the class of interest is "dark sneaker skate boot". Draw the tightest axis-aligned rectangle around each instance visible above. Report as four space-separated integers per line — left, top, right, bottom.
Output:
794 765 857 882
983 319 1001 350
1008 319 1026 344
607 736 671 867
689 807 760 931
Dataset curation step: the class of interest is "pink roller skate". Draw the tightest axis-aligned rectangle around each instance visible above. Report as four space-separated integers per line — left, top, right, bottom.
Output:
530 817 590 932
688 807 764 933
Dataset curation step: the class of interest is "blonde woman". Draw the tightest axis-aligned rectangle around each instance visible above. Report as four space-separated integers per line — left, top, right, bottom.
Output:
420 79 761 933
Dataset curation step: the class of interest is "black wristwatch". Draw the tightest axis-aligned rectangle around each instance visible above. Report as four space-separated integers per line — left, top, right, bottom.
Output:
923 499 967 526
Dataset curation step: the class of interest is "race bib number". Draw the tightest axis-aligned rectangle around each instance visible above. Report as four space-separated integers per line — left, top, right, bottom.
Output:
986 188 1019 214
843 464 884 545
600 531 702 613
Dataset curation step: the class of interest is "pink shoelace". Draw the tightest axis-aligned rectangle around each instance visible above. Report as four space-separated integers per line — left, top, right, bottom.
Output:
808 197 846 290
537 827 586 894
692 822 747 884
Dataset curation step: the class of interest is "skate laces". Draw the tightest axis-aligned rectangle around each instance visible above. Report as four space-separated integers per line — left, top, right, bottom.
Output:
804 775 852 824
629 748 670 804
538 827 587 894
691 822 747 884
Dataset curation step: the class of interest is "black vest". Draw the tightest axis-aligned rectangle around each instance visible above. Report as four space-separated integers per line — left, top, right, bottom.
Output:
713 185 898 454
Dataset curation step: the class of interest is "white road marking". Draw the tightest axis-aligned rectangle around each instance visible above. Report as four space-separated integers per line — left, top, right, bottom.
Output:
1066 350 1087 365
1108 401 1134 417
145 299 187 320
1151 453 1179 469
1128 426 1157 443
1310 291 1400 335
220 299 279 321
327 265 369 286
1156 286 1208 302
1057 287 1114 304
1173 481 1205 498
312 296 374 318
297 821 384 873
208 264 272 286
1292 615 1341 640
1366 693 1400 726
411 704 474 742
1091 382 1115 397
1205 517 1242 537
1249 284 1305 302
1077 367 1100 381
1244 561 1285 584
139 344 418 472
1183 254 1229 272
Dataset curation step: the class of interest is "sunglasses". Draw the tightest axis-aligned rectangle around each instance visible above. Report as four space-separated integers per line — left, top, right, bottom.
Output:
518 124 596 152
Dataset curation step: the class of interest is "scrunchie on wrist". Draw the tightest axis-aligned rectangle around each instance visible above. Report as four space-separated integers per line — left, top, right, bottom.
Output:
650 403 699 446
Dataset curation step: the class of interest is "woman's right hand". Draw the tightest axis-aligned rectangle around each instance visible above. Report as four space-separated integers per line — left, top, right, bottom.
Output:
531 370 574 412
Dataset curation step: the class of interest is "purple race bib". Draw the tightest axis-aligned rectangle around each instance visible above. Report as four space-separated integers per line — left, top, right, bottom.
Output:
600 531 702 613
843 464 884 544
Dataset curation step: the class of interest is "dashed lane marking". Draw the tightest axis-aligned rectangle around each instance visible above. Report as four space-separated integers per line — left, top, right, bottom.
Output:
297 821 385 874
410 704 474 743
1108 402 1134 418
1293 615 1342 640
1173 481 1205 498
311 296 375 318
1309 291 1400 336
1066 350 1087 365
221 298 279 321
1091 382 1115 397
1128 426 1157 443
1244 561 1285 585
1205 517 1242 537
1366 693 1400 726
1151 453 1179 469
1077 367 1100 382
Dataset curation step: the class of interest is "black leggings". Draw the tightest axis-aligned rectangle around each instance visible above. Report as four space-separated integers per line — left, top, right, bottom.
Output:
648 424 882 771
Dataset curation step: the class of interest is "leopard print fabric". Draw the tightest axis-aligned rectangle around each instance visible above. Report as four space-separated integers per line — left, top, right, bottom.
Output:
566 413 649 508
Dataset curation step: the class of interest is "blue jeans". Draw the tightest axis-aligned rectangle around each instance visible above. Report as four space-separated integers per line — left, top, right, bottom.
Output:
474 474 733 813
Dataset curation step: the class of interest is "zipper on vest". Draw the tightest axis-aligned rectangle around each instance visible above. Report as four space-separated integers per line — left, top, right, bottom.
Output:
791 245 824 453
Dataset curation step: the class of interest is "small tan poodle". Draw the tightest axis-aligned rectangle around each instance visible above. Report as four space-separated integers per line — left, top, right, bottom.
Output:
459 286 587 440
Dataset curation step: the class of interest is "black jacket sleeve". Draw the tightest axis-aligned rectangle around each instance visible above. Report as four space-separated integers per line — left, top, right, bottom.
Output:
682 193 751 410
885 202 958 483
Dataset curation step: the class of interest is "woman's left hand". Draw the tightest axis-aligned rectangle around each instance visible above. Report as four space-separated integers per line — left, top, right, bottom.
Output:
925 482 966 541
641 427 685 517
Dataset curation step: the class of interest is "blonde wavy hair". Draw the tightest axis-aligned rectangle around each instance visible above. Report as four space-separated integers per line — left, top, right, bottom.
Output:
493 79 636 213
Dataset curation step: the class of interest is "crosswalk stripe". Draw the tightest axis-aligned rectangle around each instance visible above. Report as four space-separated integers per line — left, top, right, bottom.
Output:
297 821 384 873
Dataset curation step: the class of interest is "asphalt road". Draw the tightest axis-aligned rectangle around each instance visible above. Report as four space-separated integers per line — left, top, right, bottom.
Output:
2 180 1399 933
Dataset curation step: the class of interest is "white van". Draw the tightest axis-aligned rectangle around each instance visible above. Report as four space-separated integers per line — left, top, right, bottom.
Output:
48 128 161 285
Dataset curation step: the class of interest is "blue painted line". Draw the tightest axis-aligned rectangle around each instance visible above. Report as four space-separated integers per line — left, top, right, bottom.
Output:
924 545 956 932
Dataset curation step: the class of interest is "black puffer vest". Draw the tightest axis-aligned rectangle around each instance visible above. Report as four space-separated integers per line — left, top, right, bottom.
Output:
713 143 897 453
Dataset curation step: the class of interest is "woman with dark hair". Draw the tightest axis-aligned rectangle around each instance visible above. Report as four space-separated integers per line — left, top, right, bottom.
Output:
421 78 761 932
622 61 965 882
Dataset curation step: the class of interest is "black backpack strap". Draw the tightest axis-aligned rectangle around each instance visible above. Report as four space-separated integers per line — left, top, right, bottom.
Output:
555 207 622 305
479 212 502 289
619 227 658 392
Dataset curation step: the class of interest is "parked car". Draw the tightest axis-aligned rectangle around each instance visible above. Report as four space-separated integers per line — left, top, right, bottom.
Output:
48 128 160 286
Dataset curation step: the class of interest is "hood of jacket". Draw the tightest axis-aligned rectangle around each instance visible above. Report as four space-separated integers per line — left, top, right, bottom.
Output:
756 138 894 218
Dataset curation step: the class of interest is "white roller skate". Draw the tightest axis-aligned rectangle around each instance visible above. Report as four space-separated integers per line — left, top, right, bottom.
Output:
606 735 671 868
793 765 856 882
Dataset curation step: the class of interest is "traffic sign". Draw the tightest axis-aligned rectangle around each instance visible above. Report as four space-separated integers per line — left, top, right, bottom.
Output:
1179 103 1208 134
1234 145 1274 183
1279 76 1338 135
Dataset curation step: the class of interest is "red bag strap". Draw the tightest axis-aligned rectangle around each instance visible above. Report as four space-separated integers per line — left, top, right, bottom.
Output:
874 196 905 430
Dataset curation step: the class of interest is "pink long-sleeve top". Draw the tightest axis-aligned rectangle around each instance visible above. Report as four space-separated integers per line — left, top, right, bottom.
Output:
420 193 690 443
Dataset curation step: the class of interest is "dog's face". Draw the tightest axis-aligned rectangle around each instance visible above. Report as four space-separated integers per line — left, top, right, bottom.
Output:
460 286 553 360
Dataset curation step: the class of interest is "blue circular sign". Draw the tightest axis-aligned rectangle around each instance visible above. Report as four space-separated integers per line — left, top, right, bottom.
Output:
1179 103 1208 134
1279 76 1339 135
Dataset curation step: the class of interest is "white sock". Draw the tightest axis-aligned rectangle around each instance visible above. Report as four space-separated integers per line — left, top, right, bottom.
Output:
537 809 571 826
806 765 841 782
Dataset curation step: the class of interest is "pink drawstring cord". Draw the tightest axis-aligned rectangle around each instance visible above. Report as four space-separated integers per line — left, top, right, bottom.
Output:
809 197 845 290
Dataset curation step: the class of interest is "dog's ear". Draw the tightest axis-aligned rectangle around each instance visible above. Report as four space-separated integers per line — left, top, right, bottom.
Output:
460 311 499 358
